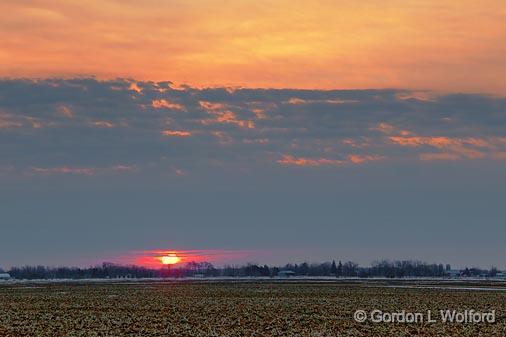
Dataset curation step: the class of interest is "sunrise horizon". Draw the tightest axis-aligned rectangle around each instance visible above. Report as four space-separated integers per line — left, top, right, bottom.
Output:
1 2 505 335
2 76 504 270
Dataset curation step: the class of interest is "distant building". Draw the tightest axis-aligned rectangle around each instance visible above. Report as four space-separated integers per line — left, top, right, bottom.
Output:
0 273 10 280
446 270 461 278
495 272 506 279
277 270 295 278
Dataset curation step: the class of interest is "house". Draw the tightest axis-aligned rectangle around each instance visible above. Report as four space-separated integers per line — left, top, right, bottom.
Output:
0 273 11 280
277 270 295 278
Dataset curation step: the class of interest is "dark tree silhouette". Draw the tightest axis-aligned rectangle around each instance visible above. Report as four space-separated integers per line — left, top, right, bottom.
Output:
331 260 337 276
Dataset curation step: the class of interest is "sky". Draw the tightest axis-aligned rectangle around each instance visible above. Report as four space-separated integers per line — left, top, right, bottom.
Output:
0 1 505 269
1 0 506 93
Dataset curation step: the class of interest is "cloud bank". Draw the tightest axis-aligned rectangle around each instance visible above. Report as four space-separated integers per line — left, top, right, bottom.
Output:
0 78 505 178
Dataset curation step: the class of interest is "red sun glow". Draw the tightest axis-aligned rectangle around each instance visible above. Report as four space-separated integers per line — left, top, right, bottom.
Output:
160 253 180 265
126 249 252 268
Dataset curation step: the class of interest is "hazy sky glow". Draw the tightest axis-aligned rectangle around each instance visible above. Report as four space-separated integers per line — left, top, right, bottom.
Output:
1 0 506 93
0 1 505 269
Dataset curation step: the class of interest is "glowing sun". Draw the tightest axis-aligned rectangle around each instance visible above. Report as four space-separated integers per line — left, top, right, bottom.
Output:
161 253 180 265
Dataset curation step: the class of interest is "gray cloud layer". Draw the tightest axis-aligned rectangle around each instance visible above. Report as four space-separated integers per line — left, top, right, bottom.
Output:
0 78 505 177
1 78 505 268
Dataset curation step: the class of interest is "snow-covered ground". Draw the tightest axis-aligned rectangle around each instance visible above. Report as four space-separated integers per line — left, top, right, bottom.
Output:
1 276 506 292
382 285 506 292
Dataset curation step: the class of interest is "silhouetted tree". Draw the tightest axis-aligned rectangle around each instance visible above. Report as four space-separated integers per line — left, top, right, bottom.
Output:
343 261 358 276
331 260 337 276
337 261 343 277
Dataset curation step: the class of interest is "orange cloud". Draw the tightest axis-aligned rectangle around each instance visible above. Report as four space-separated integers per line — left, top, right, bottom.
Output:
278 155 334 167
395 91 437 102
161 130 192 137
32 166 95 176
342 138 370 148
286 98 357 105
286 98 306 105
24 117 45 129
251 108 267 119
199 101 227 111
420 153 460 161
278 154 381 167
374 123 396 135
57 105 74 118
212 131 233 144
2 1 504 93
388 132 506 161
112 165 137 172
381 123 504 157
30 165 142 176
91 121 115 128
243 138 269 144
152 99 185 111
389 136 485 150
347 154 383 164
199 101 254 129
216 112 254 129
128 82 142 93
0 112 22 129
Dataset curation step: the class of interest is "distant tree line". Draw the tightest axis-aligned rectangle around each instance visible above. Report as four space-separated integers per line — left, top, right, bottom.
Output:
3 260 502 280
7 263 159 280
367 260 447 278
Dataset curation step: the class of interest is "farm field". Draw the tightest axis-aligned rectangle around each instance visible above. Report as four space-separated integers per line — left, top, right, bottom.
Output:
0 281 505 337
